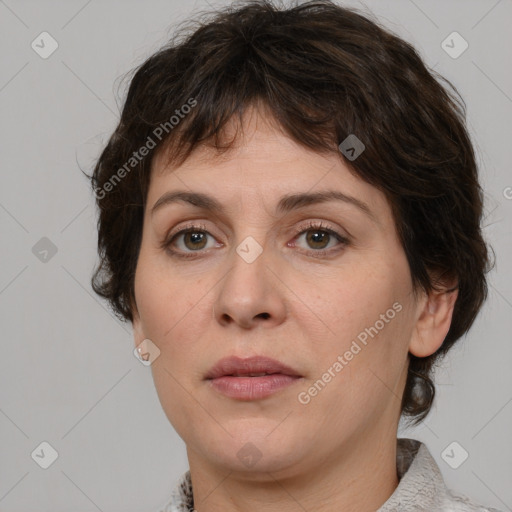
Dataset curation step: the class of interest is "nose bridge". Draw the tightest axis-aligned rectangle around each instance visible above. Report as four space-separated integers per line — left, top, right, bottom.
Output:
224 235 269 305
213 233 287 327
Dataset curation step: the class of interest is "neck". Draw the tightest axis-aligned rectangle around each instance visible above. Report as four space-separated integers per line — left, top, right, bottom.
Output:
186 429 399 512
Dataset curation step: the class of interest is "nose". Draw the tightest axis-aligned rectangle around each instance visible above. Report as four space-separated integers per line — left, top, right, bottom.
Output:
212 242 287 329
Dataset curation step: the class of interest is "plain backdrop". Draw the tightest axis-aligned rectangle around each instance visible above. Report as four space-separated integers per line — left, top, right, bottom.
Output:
0 0 511 511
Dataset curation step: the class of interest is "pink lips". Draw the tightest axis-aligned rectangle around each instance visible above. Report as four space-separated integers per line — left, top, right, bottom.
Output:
205 355 302 400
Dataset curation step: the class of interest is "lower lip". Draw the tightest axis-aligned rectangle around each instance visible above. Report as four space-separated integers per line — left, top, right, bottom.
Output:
207 374 301 400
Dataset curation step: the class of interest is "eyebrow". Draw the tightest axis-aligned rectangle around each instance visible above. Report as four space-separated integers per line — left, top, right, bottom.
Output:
150 189 376 222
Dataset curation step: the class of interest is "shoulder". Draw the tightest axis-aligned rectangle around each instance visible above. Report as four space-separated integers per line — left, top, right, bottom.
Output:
440 487 504 512
383 439 504 512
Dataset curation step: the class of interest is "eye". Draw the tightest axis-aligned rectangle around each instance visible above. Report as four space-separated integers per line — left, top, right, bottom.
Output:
162 222 220 258
162 220 350 259
289 221 349 257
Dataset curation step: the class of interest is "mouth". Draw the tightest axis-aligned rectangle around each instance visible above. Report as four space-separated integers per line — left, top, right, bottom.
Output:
205 355 302 400
224 372 280 377
205 355 302 380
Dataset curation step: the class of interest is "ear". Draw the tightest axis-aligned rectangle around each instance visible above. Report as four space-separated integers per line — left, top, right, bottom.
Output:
408 279 459 358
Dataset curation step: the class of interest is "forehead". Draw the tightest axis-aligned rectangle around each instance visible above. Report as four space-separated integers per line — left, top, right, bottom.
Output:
147 107 389 223
151 104 301 174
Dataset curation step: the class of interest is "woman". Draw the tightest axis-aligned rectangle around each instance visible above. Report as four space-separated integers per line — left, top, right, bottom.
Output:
88 1 500 510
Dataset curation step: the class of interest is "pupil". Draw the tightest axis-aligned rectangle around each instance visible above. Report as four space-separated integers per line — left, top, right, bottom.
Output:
308 230 328 248
186 231 206 250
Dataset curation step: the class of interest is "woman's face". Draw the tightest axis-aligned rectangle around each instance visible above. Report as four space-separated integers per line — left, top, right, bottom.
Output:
132 108 428 476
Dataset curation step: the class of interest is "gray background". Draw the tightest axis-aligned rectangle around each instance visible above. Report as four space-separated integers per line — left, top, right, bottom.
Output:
0 0 511 511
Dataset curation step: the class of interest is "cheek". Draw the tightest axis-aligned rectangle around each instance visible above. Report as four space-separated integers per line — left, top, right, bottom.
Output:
301 260 411 400
135 248 197 334
134 254 214 375
313 266 398 339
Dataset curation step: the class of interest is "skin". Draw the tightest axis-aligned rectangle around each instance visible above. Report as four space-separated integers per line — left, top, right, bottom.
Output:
132 105 458 512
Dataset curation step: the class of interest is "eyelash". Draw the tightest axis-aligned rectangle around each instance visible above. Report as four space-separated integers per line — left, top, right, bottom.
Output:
161 220 350 260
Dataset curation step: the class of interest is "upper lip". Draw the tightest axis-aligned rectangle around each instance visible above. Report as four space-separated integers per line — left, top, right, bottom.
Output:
205 355 302 379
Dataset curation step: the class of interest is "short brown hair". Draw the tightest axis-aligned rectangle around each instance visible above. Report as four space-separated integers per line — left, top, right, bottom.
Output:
86 0 493 424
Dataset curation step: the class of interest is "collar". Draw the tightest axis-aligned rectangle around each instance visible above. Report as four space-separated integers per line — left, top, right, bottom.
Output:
156 438 490 512
377 438 445 511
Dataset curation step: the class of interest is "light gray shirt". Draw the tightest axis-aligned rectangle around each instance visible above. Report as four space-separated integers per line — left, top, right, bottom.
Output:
155 438 503 512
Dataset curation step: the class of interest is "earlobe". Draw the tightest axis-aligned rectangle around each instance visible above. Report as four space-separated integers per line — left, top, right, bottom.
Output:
409 286 458 358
